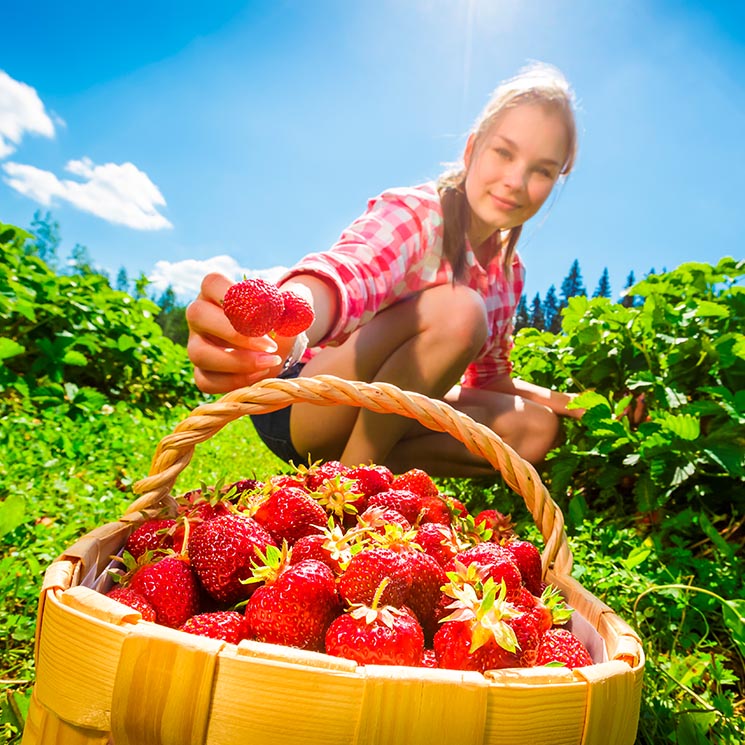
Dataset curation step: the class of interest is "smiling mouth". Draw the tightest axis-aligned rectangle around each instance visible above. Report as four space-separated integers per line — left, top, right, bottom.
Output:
490 194 520 210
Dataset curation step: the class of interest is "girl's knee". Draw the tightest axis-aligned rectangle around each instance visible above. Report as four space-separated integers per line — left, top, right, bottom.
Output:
422 285 488 354
522 406 561 464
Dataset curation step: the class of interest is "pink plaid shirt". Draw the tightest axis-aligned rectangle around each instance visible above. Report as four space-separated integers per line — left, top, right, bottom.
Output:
281 182 525 387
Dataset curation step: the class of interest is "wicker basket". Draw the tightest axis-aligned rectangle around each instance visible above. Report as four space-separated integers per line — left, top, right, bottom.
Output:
22 375 644 745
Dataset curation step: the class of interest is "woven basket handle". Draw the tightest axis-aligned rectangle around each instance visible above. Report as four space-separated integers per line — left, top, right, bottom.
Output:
129 375 573 575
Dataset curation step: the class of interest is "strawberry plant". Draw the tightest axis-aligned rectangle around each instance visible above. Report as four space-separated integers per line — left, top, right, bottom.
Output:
0 223 204 417
510 257 745 516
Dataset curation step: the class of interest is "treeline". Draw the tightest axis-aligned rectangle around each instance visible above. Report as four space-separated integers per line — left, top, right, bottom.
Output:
24 210 189 345
515 259 649 332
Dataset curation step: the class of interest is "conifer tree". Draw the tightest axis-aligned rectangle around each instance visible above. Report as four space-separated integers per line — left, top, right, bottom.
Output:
593 267 612 298
70 244 94 276
621 270 637 308
116 267 130 294
514 294 530 331
27 210 61 268
529 292 545 330
560 259 586 305
543 285 561 333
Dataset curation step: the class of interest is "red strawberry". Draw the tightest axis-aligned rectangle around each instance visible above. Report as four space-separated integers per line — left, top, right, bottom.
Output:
180 611 246 644
311 475 366 522
421 649 438 668
474 509 515 541
267 473 306 490
290 520 362 574
106 586 156 621
325 601 424 667
300 460 350 490
434 619 520 672
536 628 593 668
347 464 394 497
253 486 326 545
222 278 284 337
399 550 447 645
391 468 439 498
244 551 340 651
447 544 523 602
127 555 201 628
338 547 412 608
415 522 462 567
357 505 411 535
504 539 543 596
274 289 315 336
434 577 521 672
124 518 177 559
367 489 423 525
188 513 276 604
417 494 453 525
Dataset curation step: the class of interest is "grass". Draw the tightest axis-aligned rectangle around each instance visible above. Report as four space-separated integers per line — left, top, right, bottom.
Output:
1 401 743 744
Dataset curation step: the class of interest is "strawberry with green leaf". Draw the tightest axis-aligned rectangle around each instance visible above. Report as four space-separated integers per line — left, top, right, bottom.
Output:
127 554 201 629
325 579 424 666
434 577 522 672
243 544 340 651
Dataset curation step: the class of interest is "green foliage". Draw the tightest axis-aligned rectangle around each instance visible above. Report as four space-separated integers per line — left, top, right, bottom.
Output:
0 223 204 416
511 257 745 516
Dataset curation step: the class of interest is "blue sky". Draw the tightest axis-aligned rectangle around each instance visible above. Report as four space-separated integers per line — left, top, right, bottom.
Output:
1 0 744 304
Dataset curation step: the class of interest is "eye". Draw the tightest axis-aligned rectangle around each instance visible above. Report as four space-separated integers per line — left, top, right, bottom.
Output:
494 147 512 159
535 166 556 179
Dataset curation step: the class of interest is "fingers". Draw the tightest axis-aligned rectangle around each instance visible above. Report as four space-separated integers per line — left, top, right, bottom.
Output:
193 366 279 395
199 272 233 304
185 272 287 393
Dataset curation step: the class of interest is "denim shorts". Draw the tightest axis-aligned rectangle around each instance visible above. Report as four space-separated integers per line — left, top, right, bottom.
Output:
249 363 306 466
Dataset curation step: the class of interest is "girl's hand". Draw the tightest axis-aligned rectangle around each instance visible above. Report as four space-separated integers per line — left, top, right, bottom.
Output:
185 273 287 393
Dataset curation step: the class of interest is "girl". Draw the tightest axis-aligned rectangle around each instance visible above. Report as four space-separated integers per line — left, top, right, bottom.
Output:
186 62 583 475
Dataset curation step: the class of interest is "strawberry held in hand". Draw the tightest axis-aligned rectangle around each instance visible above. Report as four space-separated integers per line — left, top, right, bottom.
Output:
222 278 284 337
222 278 315 338
274 290 315 337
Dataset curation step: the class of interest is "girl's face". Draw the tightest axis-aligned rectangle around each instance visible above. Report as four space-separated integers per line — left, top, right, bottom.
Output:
463 102 570 246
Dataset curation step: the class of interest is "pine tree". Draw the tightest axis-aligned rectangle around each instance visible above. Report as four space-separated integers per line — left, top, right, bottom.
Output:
155 286 188 345
593 267 611 298
621 271 637 308
560 259 586 305
514 294 530 331
70 244 94 275
116 267 130 294
529 292 545 330
542 285 560 333
27 210 61 268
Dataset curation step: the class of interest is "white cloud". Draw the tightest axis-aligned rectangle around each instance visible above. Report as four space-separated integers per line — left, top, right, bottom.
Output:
0 70 56 158
148 255 288 301
2 157 172 230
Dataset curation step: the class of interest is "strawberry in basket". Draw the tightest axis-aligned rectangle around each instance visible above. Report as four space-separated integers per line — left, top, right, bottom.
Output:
102 462 593 672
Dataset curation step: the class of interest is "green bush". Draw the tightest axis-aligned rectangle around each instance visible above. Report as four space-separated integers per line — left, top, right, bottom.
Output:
511 257 745 516
0 223 205 417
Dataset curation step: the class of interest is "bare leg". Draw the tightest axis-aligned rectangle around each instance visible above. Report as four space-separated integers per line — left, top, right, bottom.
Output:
290 284 488 464
385 385 561 474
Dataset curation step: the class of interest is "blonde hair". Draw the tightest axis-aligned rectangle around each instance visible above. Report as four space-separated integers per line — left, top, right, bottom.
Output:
438 62 578 280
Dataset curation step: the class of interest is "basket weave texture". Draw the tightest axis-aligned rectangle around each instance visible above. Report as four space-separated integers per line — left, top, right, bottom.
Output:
22 375 645 745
